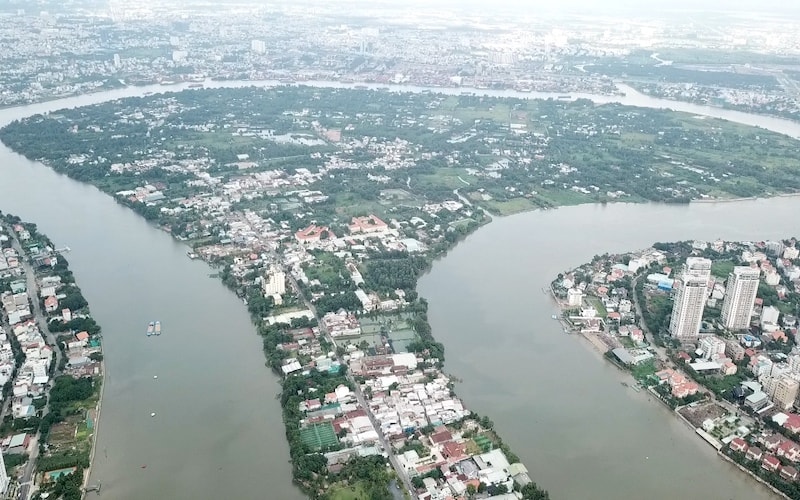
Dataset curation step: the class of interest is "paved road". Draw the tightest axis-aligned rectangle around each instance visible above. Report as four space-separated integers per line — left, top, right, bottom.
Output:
285 271 415 496
7 227 64 500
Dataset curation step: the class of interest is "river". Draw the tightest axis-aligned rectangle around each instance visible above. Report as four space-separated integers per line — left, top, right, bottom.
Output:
0 81 797 499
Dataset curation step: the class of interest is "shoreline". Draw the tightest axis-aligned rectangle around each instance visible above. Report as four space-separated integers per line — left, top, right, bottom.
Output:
81 359 105 497
570 321 786 498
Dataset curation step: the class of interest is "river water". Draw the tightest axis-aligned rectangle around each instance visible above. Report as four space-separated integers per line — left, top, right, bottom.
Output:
0 80 798 499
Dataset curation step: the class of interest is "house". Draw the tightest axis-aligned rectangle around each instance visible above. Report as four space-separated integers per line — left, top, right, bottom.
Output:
348 215 388 235
781 466 799 481
763 434 783 452
294 224 334 243
730 437 749 453
44 296 58 313
785 414 800 434
762 454 781 472
777 440 800 462
746 447 764 461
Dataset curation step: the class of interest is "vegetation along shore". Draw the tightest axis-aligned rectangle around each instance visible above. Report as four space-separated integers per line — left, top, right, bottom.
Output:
552 238 800 499
0 213 103 500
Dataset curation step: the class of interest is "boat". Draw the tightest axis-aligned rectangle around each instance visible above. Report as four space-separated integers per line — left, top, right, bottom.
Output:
557 95 572 100
146 322 154 336
187 83 203 88
154 321 161 336
551 314 558 320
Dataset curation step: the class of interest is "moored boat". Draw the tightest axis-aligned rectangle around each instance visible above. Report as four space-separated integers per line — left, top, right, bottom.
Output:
146 322 154 336
154 321 161 336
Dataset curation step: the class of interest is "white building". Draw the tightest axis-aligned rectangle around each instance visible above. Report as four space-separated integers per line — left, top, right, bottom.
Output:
784 246 799 260
669 273 709 343
762 305 781 330
698 336 726 360
721 266 760 330
0 450 8 494
262 267 286 296
566 288 582 307
251 39 266 54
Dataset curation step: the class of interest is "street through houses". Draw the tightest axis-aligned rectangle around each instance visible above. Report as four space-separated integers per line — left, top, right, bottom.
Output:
4 223 58 500
284 270 416 496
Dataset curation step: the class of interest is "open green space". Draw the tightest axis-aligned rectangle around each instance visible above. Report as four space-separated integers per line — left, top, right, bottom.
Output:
711 260 735 279
300 422 338 451
328 483 368 500
586 296 608 317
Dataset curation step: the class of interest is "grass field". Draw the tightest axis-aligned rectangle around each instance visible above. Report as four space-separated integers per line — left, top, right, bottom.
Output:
300 422 338 451
711 260 735 278
586 296 608 317
483 198 538 216
329 483 367 500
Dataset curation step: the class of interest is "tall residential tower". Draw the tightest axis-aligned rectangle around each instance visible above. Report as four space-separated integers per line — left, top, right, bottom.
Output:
721 266 760 330
669 257 712 343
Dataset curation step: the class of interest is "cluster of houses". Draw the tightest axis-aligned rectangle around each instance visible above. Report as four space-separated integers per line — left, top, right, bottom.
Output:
729 432 800 482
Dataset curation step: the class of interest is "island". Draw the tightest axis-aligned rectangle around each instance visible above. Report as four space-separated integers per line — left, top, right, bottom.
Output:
551 238 800 499
4 85 800 499
0 213 103 500
0 87 566 498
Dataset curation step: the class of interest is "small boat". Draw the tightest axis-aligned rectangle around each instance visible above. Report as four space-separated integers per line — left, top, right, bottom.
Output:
551 314 558 320
146 322 154 336
154 321 161 336
620 382 629 387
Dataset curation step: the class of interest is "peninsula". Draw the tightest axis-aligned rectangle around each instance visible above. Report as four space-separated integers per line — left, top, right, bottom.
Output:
552 238 800 499
3 85 800 499
0 213 103 500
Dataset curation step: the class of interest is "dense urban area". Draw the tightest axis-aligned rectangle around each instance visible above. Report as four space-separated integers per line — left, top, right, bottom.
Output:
1 0 800 499
0 214 103 499
2 0 800 121
552 238 800 499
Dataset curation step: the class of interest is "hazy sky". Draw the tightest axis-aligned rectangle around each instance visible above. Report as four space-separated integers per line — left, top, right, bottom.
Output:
299 0 800 15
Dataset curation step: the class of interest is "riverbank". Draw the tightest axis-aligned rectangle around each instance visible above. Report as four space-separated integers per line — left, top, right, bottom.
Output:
0 214 104 499
81 359 105 497
550 239 800 499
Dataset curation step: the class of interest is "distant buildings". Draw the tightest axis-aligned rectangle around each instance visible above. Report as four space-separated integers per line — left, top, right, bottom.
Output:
721 266 760 330
669 258 712 343
251 39 266 54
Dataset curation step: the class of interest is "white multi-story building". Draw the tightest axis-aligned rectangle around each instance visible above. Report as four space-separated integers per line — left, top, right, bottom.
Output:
669 258 712 343
567 288 582 307
698 335 726 360
721 266 760 330
251 39 266 54
262 267 286 296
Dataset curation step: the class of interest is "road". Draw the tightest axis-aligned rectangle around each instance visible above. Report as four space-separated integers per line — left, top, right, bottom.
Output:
630 275 756 427
7 226 64 500
284 271 415 496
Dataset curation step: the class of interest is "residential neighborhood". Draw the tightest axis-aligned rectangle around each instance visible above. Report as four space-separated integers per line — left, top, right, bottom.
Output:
0 216 103 500
552 238 800 498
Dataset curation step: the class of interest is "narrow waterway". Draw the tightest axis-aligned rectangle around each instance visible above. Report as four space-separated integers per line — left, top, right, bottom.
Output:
0 81 797 499
419 199 800 500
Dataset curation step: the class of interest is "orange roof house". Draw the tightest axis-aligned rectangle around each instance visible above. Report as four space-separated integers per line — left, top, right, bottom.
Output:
295 224 334 243
348 215 388 234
